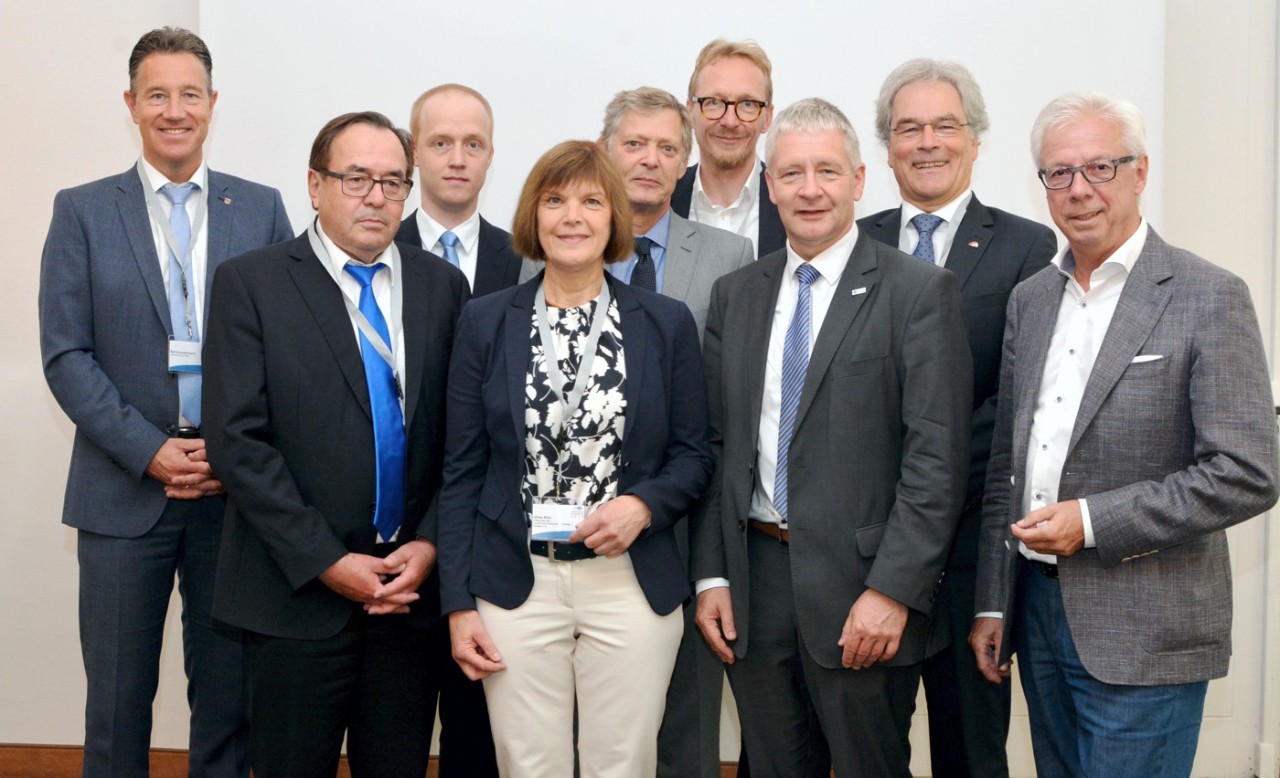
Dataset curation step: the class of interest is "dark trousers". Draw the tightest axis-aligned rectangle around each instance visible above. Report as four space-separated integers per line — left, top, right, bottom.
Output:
245 614 440 778
78 496 247 778
727 528 919 778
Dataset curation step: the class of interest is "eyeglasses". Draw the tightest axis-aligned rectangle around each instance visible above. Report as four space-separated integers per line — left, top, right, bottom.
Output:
891 121 969 141
1037 156 1136 190
690 96 768 122
314 169 413 201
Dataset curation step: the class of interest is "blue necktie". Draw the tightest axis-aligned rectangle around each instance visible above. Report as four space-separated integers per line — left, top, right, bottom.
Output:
160 182 201 427
439 230 461 268
631 237 657 291
911 213 944 264
343 262 406 542
774 262 820 522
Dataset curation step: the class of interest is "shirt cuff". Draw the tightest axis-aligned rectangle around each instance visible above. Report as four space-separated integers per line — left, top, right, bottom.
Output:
974 612 1003 619
1080 497 1096 548
694 577 731 595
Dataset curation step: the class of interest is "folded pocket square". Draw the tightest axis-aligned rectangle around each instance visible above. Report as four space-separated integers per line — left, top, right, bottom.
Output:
1131 354 1164 363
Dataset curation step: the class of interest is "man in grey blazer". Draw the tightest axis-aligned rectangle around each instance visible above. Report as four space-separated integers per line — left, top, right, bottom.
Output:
694 98 971 776
970 93 1278 778
38 27 292 777
597 86 752 778
859 59 1056 778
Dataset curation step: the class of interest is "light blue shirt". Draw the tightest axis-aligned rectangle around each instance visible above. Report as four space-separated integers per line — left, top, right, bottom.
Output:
608 210 671 292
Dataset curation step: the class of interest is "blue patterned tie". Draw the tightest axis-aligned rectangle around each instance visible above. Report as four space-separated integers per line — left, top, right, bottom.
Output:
439 230 461 268
343 262 406 542
911 213 944 263
160 182 201 427
631 237 657 291
774 262 820 522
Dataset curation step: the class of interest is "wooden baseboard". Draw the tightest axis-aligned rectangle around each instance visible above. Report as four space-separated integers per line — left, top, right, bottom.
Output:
0 745 743 777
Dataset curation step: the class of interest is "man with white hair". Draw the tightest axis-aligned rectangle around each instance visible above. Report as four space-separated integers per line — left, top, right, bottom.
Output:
859 58 1056 778
971 93 1277 777
694 97 971 776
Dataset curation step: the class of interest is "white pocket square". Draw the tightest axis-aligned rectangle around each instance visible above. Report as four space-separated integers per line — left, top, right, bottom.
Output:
1131 354 1164 363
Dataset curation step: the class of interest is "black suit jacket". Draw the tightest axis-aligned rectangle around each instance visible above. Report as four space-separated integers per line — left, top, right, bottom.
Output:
204 234 470 639
438 274 714 618
859 196 1055 527
672 163 785 258
396 211 522 297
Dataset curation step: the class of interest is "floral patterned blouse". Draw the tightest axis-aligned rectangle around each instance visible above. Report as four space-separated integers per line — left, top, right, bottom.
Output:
523 296 627 516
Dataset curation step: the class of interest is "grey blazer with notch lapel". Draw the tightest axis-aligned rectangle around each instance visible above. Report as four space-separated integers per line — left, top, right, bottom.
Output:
975 227 1278 685
655 212 754 339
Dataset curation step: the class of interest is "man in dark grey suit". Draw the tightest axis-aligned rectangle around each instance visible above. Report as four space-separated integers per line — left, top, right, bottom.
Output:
38 27 292 777
693 97 972 777
971 93 1278 778
858 58 1056 778
671 39 786 259
597 86 753 778
396 83 521 298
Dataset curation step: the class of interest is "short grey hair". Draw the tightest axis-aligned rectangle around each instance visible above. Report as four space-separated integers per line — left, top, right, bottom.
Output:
765 98 862 169
873 58 989 147
1030 92 1147 167
600 87 692 160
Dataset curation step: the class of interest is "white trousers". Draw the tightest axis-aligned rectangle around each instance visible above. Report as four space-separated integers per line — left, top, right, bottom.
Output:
478 552 683 778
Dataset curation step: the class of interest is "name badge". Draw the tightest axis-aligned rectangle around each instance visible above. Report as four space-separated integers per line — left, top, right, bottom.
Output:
530 498 586 541
168 339 202 374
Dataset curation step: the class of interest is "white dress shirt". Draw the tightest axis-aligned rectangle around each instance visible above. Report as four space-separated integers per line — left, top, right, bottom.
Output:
415 208 480 288
140 158 210 327
897 190 973 268
689 157 763 258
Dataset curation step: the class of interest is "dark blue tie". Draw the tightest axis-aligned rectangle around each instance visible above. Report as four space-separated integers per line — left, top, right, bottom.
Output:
343 262 406 542
775 262 820 522
160 182 202 426
911 213 944 263
631 236 657 291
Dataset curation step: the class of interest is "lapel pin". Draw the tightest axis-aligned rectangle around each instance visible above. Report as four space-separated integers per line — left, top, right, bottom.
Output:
851 287 867 296
968 240 980 248
222 197 232 205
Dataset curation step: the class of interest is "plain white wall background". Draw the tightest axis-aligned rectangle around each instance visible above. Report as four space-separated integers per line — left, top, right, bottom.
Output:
4 2 1275 775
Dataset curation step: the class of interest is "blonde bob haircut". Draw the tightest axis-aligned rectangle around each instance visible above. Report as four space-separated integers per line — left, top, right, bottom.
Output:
511 140 633 265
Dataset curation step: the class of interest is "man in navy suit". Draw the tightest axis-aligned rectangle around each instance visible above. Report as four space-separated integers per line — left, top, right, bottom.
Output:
38 27 291 777
396 84 521 298
671 39 785 259
858 58 1056 778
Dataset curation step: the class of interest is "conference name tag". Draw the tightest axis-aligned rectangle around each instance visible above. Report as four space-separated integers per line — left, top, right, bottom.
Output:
530 498 586 541
168 339 202 374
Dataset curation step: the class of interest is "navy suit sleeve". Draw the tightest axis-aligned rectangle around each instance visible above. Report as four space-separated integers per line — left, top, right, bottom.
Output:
39 189 168 479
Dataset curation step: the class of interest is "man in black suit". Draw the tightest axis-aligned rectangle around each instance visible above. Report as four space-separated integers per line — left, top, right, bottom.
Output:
397 83 521 297
858 58 1056 778
204 111 469 778
671 39 785 259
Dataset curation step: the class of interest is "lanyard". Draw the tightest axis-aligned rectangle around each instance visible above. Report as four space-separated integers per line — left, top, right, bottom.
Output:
534 277 611 442
307 222 405 399
138 161 208 339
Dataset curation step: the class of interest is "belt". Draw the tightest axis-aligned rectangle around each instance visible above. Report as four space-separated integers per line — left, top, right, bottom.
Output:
529 539 597 562
749 519 790 544
173 426 202 439
1032 560 1058 579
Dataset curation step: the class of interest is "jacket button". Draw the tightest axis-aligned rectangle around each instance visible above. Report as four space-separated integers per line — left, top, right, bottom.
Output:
737 519 746 531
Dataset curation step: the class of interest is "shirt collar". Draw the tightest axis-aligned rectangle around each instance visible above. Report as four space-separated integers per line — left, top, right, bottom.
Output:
642 209 672 250
692 156 762 211
139 156 208 194
1054 218 1148 280
415 208 480 254
785 222 859 287
316 221 397 279
901 189 972 227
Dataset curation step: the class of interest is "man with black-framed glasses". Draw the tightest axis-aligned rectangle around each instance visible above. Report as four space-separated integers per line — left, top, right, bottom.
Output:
203 111 470 777
971 92 1277 778
859 58 1056 778
671 38 785 259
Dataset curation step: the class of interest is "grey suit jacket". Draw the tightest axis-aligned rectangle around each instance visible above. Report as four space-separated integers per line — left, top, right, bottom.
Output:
975 228 1278 685
654 212 754 339
692 232 973 668
39 165 293 538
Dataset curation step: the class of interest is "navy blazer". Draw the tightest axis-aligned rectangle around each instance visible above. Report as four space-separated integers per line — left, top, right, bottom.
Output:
438 273 714 618
671 163 785 258
396 211 523 297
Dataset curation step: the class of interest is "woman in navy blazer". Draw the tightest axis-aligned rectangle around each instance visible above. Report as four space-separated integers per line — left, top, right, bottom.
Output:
438 140 713 777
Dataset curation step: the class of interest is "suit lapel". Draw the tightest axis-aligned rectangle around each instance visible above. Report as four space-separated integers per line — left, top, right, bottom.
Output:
203 172 233 328
116 169 171 333
614 279 648 441
286 238 373 419
505 278 539 444
400 253 429 429
661 214 697 302
943 196 994 291
794 235 876 428
740 255 783 442
863 208 901 247
1069 235 1173 450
